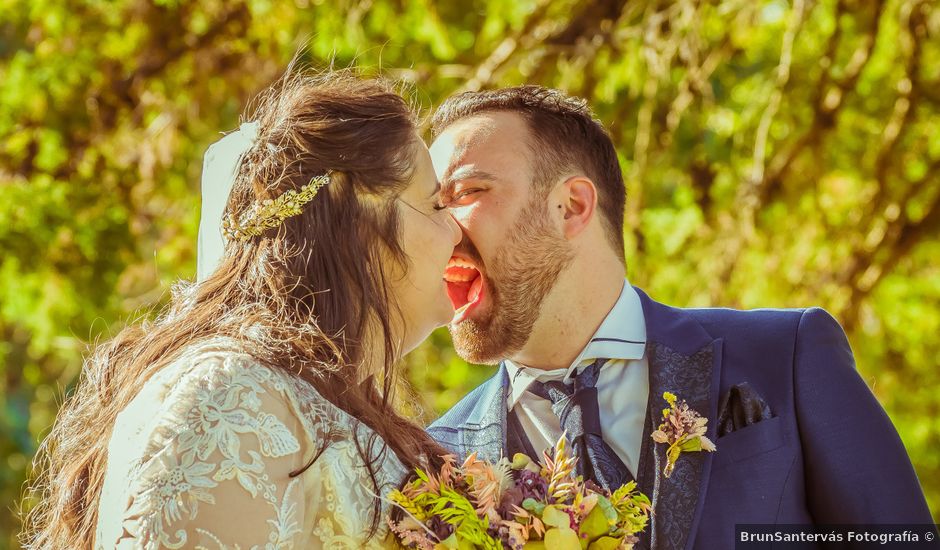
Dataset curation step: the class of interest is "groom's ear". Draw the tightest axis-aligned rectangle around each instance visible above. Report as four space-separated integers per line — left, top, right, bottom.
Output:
557 175 597 240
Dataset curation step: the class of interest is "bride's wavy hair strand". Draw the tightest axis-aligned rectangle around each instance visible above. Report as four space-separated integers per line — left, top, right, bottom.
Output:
22 66 447 548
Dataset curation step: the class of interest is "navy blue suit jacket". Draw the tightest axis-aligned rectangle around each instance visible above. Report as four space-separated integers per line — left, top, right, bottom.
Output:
428 288 932 549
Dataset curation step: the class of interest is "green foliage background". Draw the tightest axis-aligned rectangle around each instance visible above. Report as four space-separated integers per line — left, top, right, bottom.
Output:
1 0 938 545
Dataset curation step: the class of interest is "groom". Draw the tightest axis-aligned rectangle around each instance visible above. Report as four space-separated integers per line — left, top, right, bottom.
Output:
426 85 932 549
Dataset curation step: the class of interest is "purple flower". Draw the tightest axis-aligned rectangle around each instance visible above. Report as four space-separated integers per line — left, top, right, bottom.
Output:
488 523 522 550
428 515 453 541
496 486 524 518
516 469 548 501
583 479 607 496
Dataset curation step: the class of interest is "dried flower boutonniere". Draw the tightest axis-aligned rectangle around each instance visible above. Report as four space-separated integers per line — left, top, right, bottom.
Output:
651 392 716 478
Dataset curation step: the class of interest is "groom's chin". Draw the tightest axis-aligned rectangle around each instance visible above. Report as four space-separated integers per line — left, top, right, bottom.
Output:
448 318 506 366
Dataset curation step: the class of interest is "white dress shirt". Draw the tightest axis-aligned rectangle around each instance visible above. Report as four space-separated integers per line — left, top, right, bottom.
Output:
505 280 649 475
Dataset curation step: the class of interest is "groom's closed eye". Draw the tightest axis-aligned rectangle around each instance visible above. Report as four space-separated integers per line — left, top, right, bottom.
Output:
438 169 497 207
452 187 483 204
437 186 485 209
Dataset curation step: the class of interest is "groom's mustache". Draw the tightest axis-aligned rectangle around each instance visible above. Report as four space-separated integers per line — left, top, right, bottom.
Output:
452 235 486 271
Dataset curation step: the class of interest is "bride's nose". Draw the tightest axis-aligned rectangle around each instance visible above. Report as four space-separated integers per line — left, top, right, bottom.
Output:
445 213 461 246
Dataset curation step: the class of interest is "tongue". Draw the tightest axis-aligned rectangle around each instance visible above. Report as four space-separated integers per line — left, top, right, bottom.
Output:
467 276 483 305
446 281 471 309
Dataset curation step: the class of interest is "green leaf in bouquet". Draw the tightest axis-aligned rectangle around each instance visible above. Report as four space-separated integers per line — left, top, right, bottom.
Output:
678 437 703 452
541 505 570 529
430 486 502 549
544 527 582 550
577 492 599 514
388 489 428 521
579 500 612 540
593 494 618 525
511 453 532 469
611 481 637 498
434 533 460 549
434 537 483 550
607 483 650 537
587 536 623 550
522 497 546 515
435 535 477 550
522 541 546 550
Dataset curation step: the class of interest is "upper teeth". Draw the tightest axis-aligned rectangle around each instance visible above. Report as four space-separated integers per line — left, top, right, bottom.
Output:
448 258 478 270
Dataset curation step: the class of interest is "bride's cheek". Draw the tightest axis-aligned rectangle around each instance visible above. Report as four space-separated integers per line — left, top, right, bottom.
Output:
421 219 441 251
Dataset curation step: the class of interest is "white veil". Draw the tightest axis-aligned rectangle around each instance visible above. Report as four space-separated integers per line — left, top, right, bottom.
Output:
196 121 259 281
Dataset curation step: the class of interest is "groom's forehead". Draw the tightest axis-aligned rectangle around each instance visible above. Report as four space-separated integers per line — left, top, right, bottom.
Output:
431 113 531 178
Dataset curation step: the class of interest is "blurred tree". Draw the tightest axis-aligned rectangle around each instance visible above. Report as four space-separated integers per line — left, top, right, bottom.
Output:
1 0 938 545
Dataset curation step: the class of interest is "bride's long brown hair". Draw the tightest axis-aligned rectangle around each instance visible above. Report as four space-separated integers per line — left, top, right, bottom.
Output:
21 69 448 548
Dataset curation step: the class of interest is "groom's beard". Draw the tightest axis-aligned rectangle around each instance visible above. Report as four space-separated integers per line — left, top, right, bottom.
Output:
449 197 574 365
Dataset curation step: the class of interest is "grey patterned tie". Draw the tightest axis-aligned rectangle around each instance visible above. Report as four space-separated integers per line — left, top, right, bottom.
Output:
527 358 633 491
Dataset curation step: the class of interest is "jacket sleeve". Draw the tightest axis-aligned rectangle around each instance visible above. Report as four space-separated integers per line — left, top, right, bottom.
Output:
794 307 933 522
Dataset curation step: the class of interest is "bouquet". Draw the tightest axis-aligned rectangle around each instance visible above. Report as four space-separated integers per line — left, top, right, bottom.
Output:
387 436 651 550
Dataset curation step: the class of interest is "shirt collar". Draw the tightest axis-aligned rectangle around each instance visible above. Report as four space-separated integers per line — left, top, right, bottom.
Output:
505 279 647 408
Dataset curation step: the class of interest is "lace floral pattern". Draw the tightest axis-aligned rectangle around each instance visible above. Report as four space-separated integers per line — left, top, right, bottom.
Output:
95 340 408 549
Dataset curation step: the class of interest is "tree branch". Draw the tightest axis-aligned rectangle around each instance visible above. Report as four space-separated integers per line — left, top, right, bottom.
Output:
456 0 554 92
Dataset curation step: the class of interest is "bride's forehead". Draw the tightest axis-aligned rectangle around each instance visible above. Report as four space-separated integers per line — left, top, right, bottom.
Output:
401 144 438 196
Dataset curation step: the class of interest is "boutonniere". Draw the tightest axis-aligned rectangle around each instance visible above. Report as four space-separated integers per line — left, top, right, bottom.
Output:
651 392 716 478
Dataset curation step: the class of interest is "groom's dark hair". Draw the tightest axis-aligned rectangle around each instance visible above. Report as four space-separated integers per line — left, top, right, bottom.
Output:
431 85 625 258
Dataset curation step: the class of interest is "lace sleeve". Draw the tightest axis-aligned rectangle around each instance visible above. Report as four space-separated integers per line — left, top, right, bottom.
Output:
109 354 311 549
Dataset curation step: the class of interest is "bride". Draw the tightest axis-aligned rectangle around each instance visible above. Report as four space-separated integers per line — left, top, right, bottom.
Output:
23 69 461 548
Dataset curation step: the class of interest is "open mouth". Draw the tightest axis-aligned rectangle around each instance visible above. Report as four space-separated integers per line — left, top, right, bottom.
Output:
443 257 485 322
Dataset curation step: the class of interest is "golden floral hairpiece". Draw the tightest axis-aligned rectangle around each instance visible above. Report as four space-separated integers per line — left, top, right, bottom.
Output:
221 172 331 241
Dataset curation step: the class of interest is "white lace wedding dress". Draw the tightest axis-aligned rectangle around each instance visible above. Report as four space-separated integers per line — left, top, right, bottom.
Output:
94 339 409 549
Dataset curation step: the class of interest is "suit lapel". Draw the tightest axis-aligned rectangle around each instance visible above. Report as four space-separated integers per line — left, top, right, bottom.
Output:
633 288 723 550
